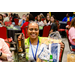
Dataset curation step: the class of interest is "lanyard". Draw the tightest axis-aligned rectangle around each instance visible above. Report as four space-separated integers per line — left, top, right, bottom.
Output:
30 39 39 61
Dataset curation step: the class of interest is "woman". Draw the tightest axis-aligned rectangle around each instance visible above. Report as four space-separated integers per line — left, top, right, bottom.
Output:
0 38 12 62
0 14 4 25
36 15 44 36
69 18 75 49
50 15 58 34
18 14 26 26
18 22 64 62
44 15 51 26
21 14 34 37
36 15 44 26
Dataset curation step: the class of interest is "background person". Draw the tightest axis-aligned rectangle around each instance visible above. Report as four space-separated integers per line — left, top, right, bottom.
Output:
18 14 26 26
36 15 44 26
50 15 58 34
0 14 4 25
44 15 51 26
3 13 9 23
62 13 72 22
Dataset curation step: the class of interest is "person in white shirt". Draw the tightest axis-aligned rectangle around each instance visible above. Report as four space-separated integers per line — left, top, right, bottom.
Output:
3 13 9 24
36 15 44 26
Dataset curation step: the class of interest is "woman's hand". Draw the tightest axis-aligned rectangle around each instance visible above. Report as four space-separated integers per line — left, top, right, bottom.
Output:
59 42 64 51
18 34 22 41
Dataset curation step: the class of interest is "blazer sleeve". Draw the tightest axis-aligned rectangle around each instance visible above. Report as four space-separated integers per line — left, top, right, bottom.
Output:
62 17 66 21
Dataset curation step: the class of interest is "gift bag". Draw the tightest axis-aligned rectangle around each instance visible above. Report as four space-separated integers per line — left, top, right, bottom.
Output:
37 43 60 62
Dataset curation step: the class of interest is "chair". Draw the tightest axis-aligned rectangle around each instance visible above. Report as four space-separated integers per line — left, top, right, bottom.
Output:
0 26 12 42
67 21 71 26
4 21 12 26
42 25 51 37
58 24 66 37
41 18 45 21
14 18 19 25
65 29 75 51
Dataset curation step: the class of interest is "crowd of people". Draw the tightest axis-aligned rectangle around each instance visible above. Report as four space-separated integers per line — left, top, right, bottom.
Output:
0 12 75 62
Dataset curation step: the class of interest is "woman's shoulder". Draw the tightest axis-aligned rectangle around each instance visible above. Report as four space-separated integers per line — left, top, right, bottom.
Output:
0 38 5 42
69 27 75 30
69 27 75 33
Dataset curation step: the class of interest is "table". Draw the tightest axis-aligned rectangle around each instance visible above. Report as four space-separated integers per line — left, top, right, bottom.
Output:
59 21 67 29
7 26 22 41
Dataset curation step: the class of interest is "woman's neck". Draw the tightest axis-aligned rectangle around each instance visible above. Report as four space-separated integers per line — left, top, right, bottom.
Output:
30 38 38 45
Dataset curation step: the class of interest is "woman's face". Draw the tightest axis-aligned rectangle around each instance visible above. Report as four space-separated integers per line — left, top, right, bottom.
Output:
51 16 54 22
28 23 39 39
47 16 50 21
0 15 2 20
37 16 40 21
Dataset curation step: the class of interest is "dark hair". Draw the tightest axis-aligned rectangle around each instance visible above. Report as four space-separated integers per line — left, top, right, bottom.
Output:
0 14 3 21
51 15 58 27
4 13 8 16
66 13 70 16
29 14 34 21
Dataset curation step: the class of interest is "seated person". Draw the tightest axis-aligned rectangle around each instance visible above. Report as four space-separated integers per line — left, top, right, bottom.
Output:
0 38 12 62
21 17 29 37
50 15 58 34
3 13 9 23
18 22 64 62
62 13 72 22
44 15 51 26
12 13 19 22
0 14 4 25
18 14 26 26
36 15 44 26
69 18 75 49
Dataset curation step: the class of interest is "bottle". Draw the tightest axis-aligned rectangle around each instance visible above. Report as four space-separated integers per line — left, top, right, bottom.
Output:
18 40 23 53
49 54 53 62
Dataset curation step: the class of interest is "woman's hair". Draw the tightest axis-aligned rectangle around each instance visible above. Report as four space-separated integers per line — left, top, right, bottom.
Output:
70 17 75 28
0 14 3 21
29 14 34 21
46 15 50 23
37 15 41 21
51 15 58 27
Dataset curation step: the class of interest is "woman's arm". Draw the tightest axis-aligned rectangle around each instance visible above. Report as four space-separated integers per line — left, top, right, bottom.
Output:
69 27 75 42
18 19 23 25
0 21 4 25
0 39 12 61
0 52 8 60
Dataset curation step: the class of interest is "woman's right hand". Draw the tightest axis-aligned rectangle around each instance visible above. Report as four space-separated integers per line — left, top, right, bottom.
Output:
18 34 22 41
